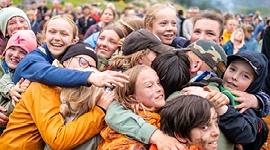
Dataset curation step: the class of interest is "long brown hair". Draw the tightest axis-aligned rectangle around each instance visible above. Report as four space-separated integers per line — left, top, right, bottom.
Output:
114 65 156 119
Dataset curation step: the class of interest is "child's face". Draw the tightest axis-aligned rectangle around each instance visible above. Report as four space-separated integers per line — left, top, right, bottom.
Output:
148 8 177 45
102 9 115 24
5 46 27 69
133 67 165 109
6 16 29 37
63 54 96 69
226 20 237 33
189 107 219 150
190 19 222 44
44 18 76 59
96 29 120 59
223 59 255 91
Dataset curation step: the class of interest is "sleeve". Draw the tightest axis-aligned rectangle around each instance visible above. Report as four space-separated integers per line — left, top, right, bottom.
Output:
218 105 258 144
0 73 14 99
254 91 270 118
252 40 258 51
84 32 99 49
105 101 158 144
13 52 92 87
29 84 106 150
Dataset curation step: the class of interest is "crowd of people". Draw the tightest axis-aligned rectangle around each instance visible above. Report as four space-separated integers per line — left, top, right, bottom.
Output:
0 0 269 150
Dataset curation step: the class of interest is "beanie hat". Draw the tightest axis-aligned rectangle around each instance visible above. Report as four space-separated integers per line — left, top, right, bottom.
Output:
122 30 174 56
0 7 31 36
227 50 268 93
2 30 37 55
182 39 227 77
61 41 98 67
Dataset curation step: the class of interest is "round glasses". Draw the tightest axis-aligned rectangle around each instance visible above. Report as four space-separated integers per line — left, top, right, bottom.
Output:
74 56 96 68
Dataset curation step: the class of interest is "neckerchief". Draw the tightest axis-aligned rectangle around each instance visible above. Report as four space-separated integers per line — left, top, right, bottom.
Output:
3 61 15 74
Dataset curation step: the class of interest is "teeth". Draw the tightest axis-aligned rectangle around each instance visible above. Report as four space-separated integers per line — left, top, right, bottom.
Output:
209 141 217 145
52 44 62 47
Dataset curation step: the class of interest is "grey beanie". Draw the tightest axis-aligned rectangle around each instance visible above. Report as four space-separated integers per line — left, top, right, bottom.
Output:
0 7 31 36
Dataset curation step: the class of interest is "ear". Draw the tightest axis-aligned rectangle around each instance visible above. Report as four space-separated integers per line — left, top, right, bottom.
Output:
137 55 144 65
174 133 187 144
218 36 223 44
71 37 78 44
145 23 152 31
190 59 202 73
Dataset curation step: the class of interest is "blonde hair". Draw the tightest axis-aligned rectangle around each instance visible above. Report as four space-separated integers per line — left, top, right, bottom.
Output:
231 28 245 49
60 85 102 121
42 14 78 40
119 16 144 35
144 3 176 29
114 65 156 119
26 11 36 20
110 49 151 70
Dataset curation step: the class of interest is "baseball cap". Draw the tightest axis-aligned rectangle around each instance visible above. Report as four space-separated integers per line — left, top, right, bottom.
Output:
181 39 227 77
121 30 174 56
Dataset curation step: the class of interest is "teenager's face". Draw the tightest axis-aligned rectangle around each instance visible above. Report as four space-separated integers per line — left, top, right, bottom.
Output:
102 9 114 24
6 16 29 37
190 19 222 44
189 108 219 150
5 46 27 69
223 59 255 92
44 18 76 59
133 67 165 110
96 29 120 59
234 31 243 41
140 50 157 66
63 54 96 69
226 20 237 33
148 8 177 45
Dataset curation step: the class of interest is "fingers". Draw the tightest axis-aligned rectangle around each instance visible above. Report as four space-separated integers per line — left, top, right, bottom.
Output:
12 99 16 107
205 90 218 100
0 106 7 112
203 86 212 92
0 112 9 122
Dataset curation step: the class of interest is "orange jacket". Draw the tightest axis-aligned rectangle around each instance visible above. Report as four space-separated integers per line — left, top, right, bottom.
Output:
149 144 199 150
0 82 106 150
98 111 160 150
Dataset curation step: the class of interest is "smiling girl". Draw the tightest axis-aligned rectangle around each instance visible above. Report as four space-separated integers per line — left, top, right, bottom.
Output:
0 7 31 54
95 25 125 70
98 65 165 149
0 30 37 134
12 15 128 89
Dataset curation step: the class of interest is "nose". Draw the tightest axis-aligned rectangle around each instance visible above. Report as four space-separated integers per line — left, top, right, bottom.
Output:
232 73 238 80
16 21 25 29
54 32 61 40
155 83 163 92
167 23 173 31
12 50 20 58
199 33 206 40
211 125 220 138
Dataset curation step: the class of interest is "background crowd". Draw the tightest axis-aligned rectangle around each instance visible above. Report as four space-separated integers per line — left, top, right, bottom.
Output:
0 0 270 150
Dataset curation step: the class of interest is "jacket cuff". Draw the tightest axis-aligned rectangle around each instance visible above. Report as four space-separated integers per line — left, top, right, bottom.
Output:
136 124 158 144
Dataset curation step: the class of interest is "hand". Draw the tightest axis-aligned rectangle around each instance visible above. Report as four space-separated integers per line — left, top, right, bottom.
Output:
182 86 209 98
20 79 31 91
0 106 9 126
10 78 25 107
150 130 186 150
204 87 230 107
96 90 115 110
231 90 259 113
117 38 125 51
87 70 129 88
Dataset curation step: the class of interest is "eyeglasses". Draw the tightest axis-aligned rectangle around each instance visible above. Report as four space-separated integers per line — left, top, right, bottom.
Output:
74 56 96 68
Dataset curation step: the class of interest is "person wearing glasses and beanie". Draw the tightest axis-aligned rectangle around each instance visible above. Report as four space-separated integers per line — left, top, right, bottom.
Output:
244 25 258 51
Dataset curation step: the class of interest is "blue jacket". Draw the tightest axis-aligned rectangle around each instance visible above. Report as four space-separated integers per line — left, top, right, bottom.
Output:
244 38 258 51
84 31 100 49
223 41 247 55
13 44 92 87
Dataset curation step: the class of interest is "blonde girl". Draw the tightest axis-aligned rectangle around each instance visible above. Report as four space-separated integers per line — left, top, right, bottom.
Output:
98 65 165 149
144 3 177 45
223 28 247 55
12 15 128 92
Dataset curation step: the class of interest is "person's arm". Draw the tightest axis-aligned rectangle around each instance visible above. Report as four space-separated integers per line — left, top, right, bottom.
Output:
29 83 106 150
0 73 14 99
218 105 258 144
13 50 129 88
105 101 185 149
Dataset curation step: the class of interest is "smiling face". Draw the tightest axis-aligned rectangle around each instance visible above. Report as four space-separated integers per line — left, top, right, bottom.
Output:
147 8 177 45
190 19 222 44
133 67 165 110
6 16 29 37
4 46 27 69
189 107 219 150
96 29 120 59
44 18 76 59
223 59 255 92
